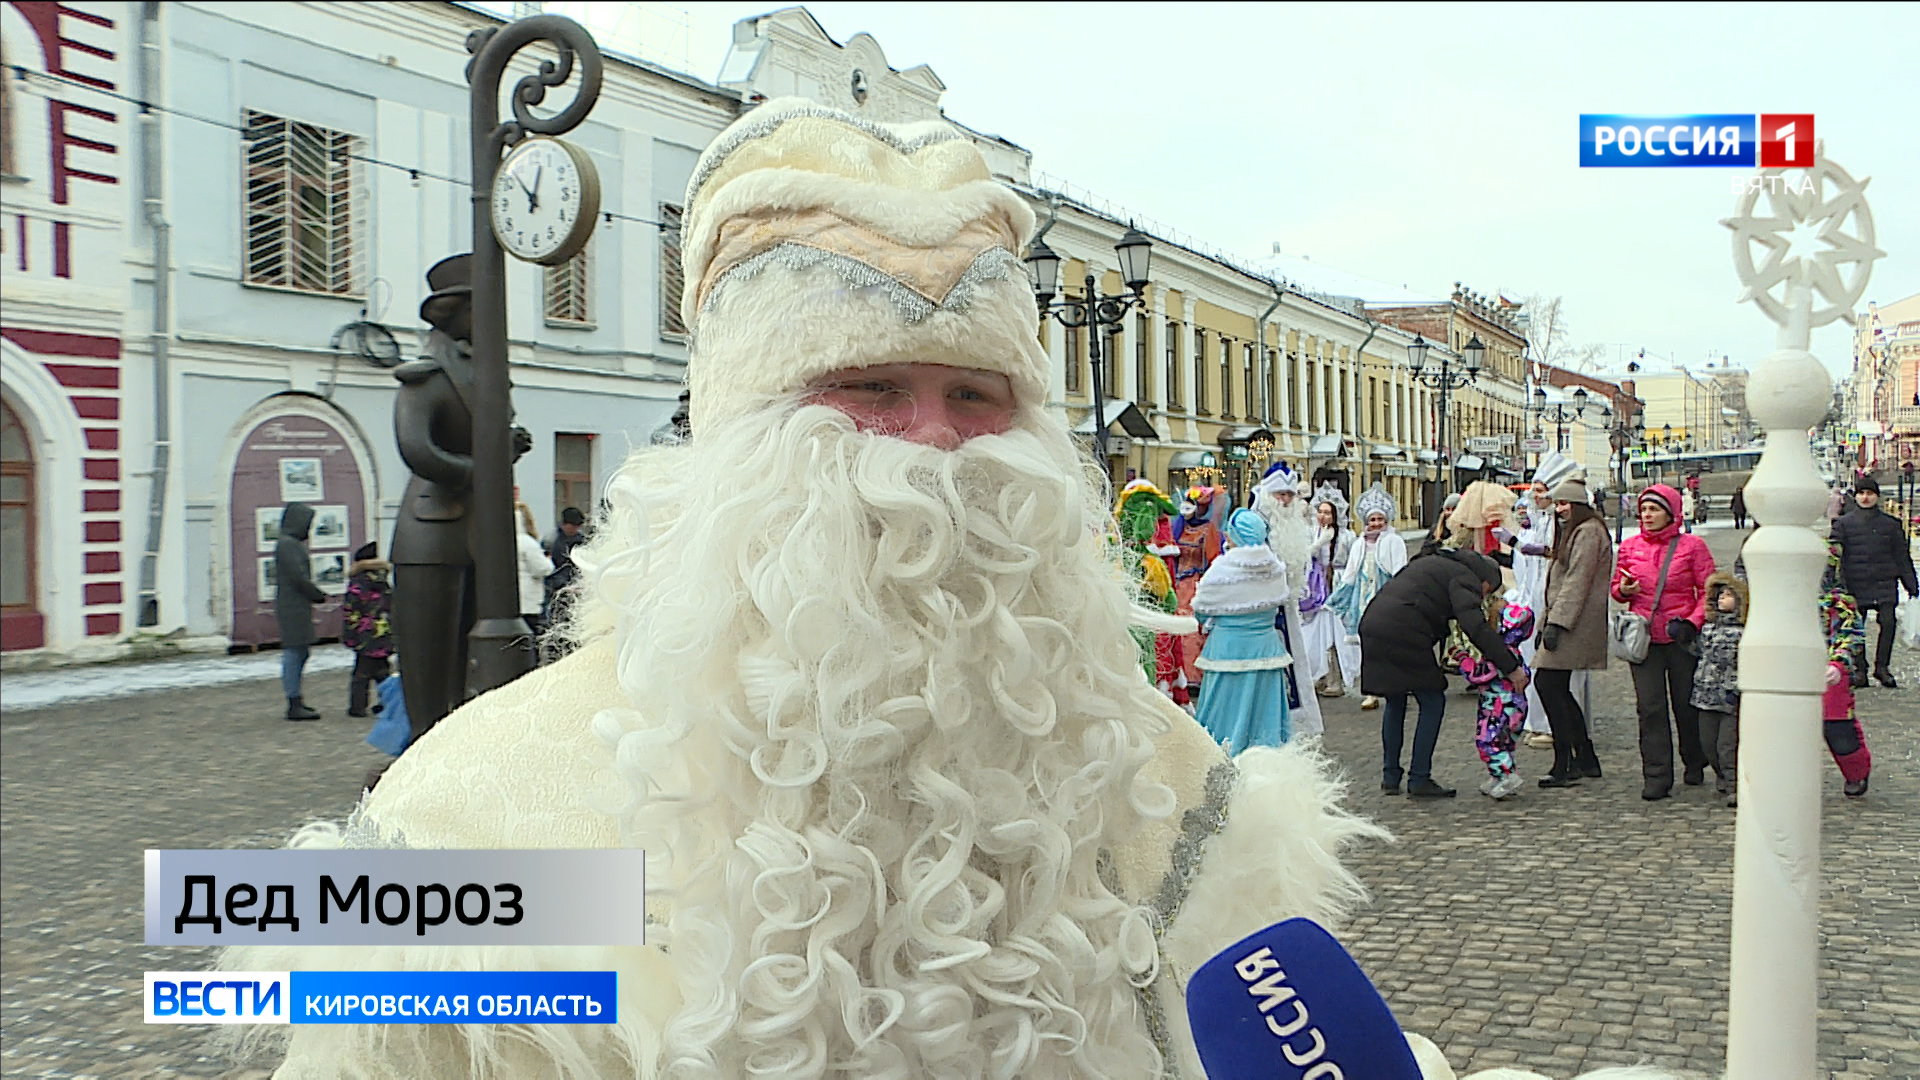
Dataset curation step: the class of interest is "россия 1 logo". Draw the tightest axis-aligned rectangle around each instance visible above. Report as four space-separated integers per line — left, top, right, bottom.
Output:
1579 114 1812 168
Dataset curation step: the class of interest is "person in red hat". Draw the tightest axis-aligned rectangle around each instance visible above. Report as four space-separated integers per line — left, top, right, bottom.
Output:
1613 483 1718 800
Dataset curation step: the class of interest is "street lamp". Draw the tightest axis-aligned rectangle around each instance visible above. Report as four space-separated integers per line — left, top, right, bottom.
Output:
1026 226 1154 466
1532 384 1593 456
1406 333 1480 496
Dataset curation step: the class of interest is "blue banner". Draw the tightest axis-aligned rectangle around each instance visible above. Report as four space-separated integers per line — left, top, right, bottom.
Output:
288 971 617 1024
1578 114 1754 167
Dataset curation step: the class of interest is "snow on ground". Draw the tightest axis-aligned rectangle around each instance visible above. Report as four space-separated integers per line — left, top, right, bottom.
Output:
1 645 355 713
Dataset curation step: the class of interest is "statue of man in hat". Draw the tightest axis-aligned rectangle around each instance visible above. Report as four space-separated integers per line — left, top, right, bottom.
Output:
389 253 531 742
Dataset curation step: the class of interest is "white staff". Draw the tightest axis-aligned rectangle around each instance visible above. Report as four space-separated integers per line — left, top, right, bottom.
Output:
1722 141 1883 1080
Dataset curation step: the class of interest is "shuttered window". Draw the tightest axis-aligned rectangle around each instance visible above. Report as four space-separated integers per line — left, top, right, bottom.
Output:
243 110 365 296
659 203 687 338
545 242 591 325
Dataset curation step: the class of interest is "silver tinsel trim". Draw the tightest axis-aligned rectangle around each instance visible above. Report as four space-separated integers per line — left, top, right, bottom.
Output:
1149 759 1238 934
686 104 967 209
1130 757 1240 1078
702 243 1022 324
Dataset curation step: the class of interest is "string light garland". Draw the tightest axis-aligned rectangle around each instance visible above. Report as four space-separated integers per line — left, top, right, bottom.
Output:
7 63 669 230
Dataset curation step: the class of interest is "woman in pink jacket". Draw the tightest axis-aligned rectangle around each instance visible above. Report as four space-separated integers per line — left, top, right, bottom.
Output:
1613 484 1717 800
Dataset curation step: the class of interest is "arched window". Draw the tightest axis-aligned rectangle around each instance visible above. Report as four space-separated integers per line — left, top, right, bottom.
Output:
2 398 42 649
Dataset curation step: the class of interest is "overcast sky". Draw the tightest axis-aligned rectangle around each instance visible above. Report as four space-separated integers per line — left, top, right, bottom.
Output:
635 2 1917 379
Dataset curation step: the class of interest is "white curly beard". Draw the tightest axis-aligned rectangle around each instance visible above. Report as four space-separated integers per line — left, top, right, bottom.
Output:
572 401 1174 1080
1255 491 1316 593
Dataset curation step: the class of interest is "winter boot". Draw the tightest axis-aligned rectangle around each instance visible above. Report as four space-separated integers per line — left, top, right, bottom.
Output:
286 697 320 721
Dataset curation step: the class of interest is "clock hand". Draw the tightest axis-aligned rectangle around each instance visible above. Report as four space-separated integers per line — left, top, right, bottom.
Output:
513 166 533 197
527 163 543 213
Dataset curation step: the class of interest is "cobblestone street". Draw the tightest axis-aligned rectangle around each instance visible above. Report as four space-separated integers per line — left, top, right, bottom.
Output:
2 528 1916 1079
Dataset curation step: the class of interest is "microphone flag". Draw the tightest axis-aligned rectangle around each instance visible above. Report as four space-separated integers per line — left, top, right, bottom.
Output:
1184 917 1423 1079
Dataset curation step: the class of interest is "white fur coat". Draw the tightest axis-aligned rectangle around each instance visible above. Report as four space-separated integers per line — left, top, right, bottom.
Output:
220 641 1695 1080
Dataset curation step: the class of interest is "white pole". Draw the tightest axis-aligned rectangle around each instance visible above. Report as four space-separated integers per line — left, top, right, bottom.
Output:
1722 141 1883 1079
1725 278 1827 1080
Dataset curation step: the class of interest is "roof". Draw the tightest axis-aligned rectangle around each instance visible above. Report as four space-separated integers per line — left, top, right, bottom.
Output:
1071 399 1157 439
451 2 739 106
1255 254 1443 308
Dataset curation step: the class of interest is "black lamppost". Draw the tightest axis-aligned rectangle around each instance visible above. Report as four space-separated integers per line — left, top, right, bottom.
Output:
464 16 602 696
1532 384 1597 458
1025 227 1153 465
1606 404 1645 543
1408 332 1482 494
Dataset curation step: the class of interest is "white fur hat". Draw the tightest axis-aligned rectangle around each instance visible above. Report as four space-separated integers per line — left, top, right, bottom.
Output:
679 99 1043 430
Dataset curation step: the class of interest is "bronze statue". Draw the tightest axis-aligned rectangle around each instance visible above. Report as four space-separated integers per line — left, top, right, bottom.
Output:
390 254 530 742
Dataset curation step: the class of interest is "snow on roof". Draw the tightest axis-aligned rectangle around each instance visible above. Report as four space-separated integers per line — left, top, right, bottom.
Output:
1253 253 1444 308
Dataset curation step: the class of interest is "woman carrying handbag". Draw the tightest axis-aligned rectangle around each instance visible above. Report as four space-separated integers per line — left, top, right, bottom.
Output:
1612 484 1717 801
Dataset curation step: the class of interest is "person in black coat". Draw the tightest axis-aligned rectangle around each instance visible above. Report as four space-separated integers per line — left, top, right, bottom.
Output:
274 502 329 721
1829 476 1917 687
1359 547 1526 798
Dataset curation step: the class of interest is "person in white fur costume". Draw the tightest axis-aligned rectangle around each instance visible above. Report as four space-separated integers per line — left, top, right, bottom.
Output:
222 102 1683 1080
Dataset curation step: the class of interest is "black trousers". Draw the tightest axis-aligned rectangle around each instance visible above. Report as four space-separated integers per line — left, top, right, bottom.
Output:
1631 642 1708 790
1851 599 1899 679
1535 668 1591 774
348 653 391 715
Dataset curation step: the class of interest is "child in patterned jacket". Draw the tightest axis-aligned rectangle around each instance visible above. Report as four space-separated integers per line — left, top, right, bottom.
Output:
1689 573 1746 808
1455 597 1535 800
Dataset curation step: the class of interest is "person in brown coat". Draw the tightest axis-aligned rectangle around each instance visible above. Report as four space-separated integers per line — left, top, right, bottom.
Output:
1533 477 1614 787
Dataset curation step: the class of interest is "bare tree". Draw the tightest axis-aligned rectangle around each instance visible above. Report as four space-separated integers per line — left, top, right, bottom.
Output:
1518 294 1606 375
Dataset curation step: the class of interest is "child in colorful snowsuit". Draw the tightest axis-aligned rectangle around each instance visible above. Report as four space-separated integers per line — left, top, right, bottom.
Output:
341 541 394 719
1689 573 1746 807
1820 545 1872 798
1454 598 1534 800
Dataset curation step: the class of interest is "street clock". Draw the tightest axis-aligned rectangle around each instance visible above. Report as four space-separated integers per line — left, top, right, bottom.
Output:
490 136 600 266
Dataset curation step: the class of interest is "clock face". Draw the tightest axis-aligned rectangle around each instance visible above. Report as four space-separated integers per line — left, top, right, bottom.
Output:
490 137 599 266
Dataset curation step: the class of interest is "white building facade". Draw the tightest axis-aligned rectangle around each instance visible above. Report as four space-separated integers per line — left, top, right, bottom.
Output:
4 0 741 661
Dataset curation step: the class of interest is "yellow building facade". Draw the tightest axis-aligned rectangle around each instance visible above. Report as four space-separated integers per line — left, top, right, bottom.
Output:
1027 193 1446 528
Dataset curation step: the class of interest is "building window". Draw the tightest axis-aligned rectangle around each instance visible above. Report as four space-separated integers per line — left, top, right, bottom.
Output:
544 242 591 325
243 110 365 296
1266 349 1280 425
1220 336 1235 419
0 40 15 178
1166 320 1182 409
1287 352 1300 428
1244 344 1257 423
658 203 687 338
1193 327 1209 415
553 433 594 526
1064 321 1082 393
1136 311 1152 405
1304 358 1316 431
2 399 36 620
1368 376 1378 438
1105 324 1122 398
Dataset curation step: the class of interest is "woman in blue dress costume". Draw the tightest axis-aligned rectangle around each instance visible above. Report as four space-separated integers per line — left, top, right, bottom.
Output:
1192 507 1295 752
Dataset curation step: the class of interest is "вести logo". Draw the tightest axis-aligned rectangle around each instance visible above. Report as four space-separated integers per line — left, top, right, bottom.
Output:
1579 114 1813 168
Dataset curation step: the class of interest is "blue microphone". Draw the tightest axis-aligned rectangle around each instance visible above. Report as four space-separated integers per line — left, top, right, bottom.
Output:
1184 917 1423 1080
